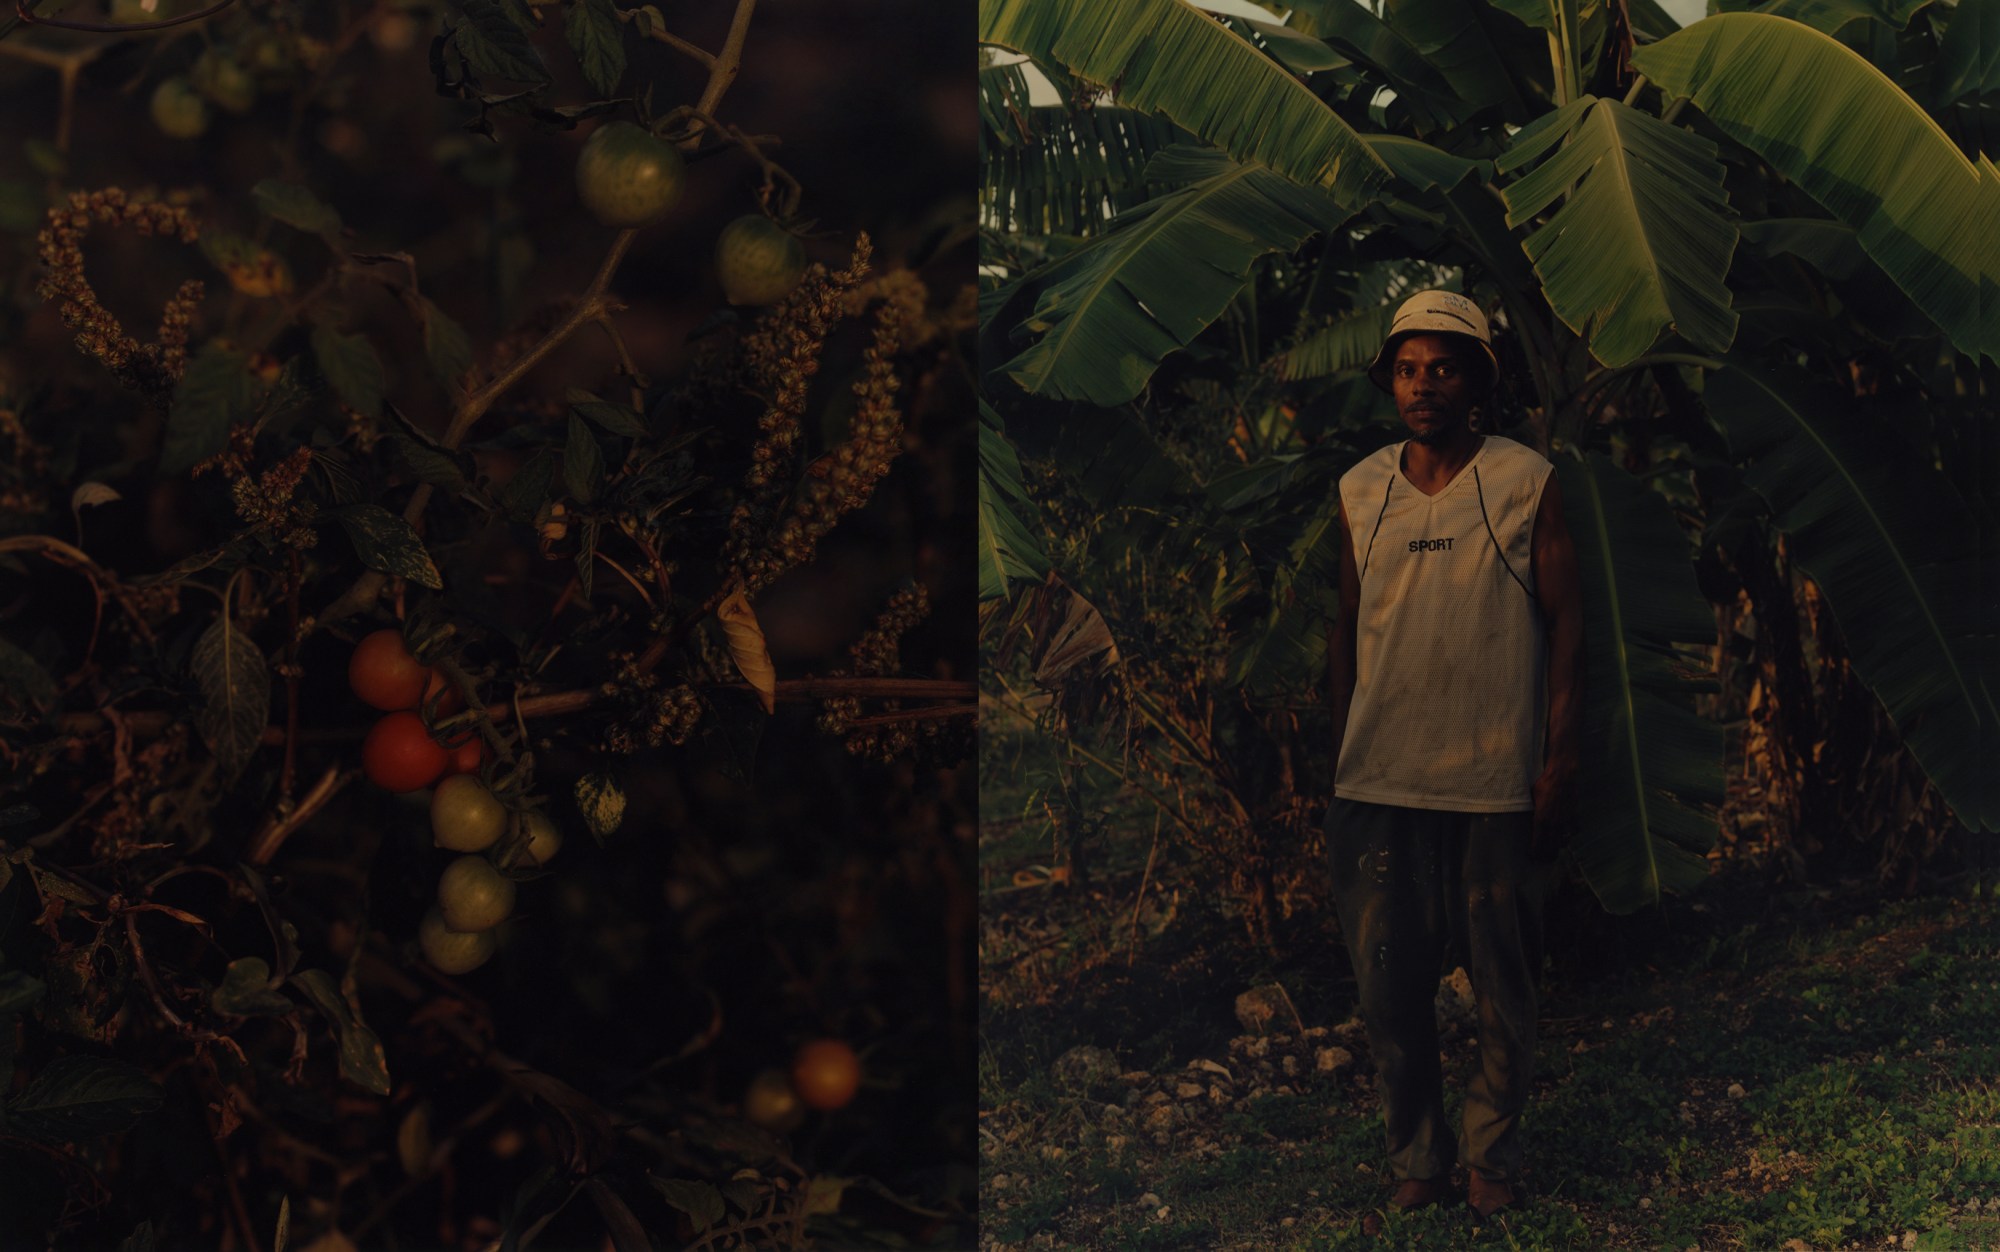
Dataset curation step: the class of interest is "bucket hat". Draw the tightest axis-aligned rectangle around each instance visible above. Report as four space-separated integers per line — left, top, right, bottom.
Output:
1366 290 1500 394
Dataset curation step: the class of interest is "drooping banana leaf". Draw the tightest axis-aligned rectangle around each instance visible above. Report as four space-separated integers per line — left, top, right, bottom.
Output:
1210 12 1352 75
1496 95 1740 367
1556 451 1724 913
982 106 1199 236
978 0 1394 204
987 147 1353 406
1291 0 1484 134
1486 0 1593 105
1932 0 1998 157
979 60 1039 153
1631 13 1984 359
1706 360 1997 832
978 400 1052 601
1277 303 1400 379
1710 0 1929 44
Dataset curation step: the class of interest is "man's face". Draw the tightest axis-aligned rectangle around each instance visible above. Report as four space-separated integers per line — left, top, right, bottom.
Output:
1390 334 1480 446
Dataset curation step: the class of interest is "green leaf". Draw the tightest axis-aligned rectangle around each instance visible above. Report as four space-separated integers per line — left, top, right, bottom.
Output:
976 400 1049 601
575 772 625 844
289 969 391 1097
0 634 57 716
336 504 445 589
1708 361 1997 831
980 0 1392 203
4 1054 162 1141
251 180 341 237
0 970 45 1014
1556 451 1724 913
988 147 1351 406
210 957 293 1018
574 514 598 602
421 298 475 396
1277 302 1398 380
564 414 603 504
566 387 649 438
389 434 470 493
1631 13 1985 359
162 343 252 474
981 104 1195 237
563 0 626 97
310 327 386 417
117 1220 157 1252
0 178 45 233
455 0 551 83
191 617 270 776
499 449 556 523
1496 96 1739 367
648 1177 724 1234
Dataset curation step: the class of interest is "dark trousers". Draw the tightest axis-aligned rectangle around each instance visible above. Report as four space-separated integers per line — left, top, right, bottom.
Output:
1325 796 1545 1186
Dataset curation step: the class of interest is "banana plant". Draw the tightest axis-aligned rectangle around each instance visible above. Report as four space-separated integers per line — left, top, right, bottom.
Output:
980 0 1995 914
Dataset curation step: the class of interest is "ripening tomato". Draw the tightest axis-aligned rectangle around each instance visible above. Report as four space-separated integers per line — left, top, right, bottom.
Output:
431 775 506 852
574 121 686 229
362 711 448 793
790 1039 862 1112
419 906 495 974
350 629 429 711
521 812 562 865
715 215 806 306
743 1067 805 1132
437 855 515 932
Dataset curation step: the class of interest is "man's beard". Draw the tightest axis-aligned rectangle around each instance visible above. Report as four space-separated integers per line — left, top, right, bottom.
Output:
1409 421 1456 445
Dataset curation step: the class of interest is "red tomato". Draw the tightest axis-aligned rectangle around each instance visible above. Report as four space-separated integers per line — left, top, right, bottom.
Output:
790 1039 862 1111
443 730 492 777
349 629 428 711
362 711 448 792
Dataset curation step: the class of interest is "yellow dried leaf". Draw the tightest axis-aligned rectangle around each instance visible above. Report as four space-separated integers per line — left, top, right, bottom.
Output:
396 1102 431 1178
717 589 776 714
224 250 293 298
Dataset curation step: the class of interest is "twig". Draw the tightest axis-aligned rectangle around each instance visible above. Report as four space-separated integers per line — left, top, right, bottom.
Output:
616 5 716 68
12 0 237 32
842 703 975 729
244 765 352 865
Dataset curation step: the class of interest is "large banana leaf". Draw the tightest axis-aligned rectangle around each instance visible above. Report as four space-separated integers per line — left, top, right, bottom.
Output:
982 105 1197 236
1497 95 1740 367
1278 303 1400 379
1291 0 1484 134
978 400 1052 601
1631 13 1985 359
1557 451 1724 912
979 0 1394 204
1933 0 1998 157
1711 0 1928 43
986 147 1352 406
1706 361 1997 832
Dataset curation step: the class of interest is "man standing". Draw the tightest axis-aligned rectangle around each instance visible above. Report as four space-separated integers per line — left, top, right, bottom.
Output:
1325 291 1583 1227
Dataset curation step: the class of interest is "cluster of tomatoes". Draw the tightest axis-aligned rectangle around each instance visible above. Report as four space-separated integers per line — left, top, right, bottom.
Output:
572 120 807 305
742 1038 865 1128
349 629 555 976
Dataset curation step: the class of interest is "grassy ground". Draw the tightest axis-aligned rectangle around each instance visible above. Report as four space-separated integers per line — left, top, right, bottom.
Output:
979 735 2000 1250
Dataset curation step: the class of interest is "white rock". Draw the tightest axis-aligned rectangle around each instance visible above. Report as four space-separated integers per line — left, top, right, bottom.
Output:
1154 1206 1171 1221
1727 1083 1747 1099
1137 1192 1161 1209
1194 1058 1233 1080
1175 1082 1205 1099
1281 1055 1301 1077
989 1174 1011 1190
1639 1197 1652 1209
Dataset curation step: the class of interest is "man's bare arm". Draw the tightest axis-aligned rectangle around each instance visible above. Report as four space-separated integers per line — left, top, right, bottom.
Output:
1329 497 1360 781
1529 472 1583 858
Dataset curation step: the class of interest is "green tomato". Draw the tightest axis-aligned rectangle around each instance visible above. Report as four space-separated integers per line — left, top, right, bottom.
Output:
716 215 807 306
437 855 516 932
419 906 495 974
431 775 506 853
574 121 687 229
193 48 256 115
150 77 210 140
522 811 563 865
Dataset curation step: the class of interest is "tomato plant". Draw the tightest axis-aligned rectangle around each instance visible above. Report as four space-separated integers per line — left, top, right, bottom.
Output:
0 1 971 1247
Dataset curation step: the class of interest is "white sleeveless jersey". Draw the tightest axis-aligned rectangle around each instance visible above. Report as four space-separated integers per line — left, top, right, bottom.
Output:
1333 435 1553 813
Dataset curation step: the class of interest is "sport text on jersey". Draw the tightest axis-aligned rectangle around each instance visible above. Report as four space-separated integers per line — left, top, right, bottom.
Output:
1408 537 1456 552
